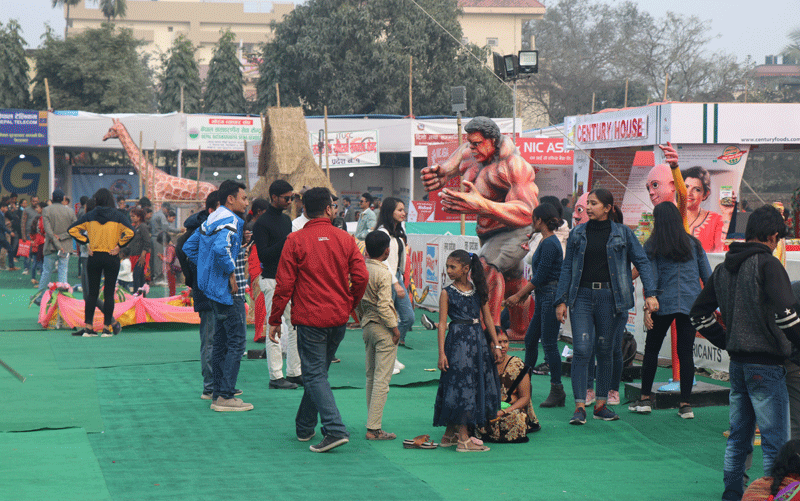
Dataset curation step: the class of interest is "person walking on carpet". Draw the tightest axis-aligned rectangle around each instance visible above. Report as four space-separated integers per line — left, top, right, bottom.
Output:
269 187 368 453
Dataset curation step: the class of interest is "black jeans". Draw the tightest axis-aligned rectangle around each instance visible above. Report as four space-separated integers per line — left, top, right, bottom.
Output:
86 252 120 327
641 312 695 402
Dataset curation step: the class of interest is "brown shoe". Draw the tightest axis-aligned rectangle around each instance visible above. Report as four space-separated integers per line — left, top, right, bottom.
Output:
366 429 397 440
210 397 253 412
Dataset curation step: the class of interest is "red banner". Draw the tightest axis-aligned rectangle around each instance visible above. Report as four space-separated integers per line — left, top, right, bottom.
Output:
517 138 573 166
425 142 476 221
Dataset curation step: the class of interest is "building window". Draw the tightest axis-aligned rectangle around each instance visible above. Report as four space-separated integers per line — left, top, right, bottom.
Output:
486 38 499 47
168 26 173 32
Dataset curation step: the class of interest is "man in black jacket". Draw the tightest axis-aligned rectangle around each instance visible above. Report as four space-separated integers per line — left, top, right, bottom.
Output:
253 180 300 390
690 205 800 501
176 191 220 400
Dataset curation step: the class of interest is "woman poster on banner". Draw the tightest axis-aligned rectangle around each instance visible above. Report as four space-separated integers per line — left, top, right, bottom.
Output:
682 166 736 253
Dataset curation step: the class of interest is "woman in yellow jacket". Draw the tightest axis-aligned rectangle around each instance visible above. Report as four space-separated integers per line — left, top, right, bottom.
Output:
68 188 134 337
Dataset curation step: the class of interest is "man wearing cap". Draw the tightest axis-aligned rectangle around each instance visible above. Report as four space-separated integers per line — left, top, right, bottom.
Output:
35 189 76 304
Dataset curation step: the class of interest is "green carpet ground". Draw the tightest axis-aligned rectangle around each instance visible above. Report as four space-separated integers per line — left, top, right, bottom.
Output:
0 262 741 500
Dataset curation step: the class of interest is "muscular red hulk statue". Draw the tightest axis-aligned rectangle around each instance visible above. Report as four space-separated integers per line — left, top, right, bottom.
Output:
421 117 538 339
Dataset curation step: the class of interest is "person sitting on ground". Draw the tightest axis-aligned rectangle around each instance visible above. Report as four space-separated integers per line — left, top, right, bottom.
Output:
479 330 541 443
357 230 401 441
742 439 800 500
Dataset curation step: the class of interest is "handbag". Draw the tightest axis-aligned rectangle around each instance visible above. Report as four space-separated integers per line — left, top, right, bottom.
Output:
17 239 30 258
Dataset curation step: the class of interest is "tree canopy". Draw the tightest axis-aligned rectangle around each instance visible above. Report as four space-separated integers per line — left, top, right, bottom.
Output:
0 20 31 109
158 35 203 113
519 0 752 124
203 30 247 114
51 0 81 39
257 0 511 117
99 0 127 22
31 24 154 113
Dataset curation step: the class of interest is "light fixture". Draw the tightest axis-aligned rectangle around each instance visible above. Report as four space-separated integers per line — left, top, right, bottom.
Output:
236 174 242 180
348 172 354 178
128 171 134 176
19 154 26 159
213 171 219 177
518 50 538 74
98 172 104 177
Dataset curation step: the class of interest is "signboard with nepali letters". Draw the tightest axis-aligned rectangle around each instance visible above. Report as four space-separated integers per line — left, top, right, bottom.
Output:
186 115 262 151
308 130 380 168
518 137 574 203
0 110 47 146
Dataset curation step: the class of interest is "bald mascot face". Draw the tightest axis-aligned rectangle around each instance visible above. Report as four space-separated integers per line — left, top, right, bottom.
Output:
646 164 676 206
573 193 589 226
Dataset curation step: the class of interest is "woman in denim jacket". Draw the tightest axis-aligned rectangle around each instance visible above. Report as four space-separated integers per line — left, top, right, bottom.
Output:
628 201 712 419
555 188 660 424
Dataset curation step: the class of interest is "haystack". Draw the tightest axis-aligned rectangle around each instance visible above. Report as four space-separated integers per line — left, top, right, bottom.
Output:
249 107 335 200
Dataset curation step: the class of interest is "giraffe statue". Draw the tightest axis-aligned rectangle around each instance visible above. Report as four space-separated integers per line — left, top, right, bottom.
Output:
102 119 217 205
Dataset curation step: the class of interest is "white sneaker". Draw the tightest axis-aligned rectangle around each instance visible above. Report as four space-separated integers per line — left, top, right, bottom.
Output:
394 359 405 371
22 270 28 275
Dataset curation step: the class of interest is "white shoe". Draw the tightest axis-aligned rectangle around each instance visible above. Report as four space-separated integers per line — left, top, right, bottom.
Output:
394 359 405 371
393 367 401 375
22 270 28 275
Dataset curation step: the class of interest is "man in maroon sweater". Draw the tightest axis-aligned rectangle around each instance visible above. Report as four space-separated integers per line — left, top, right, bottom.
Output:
269 187 368 453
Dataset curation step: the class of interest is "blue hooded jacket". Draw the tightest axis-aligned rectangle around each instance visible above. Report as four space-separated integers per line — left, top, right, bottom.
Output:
184 205 243 306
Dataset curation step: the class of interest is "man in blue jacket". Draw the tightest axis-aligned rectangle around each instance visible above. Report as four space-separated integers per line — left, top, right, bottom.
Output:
185 180 251 412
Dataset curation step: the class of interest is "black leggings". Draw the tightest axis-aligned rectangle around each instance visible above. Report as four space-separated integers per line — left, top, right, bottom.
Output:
640 312 695 402
86 252 120 327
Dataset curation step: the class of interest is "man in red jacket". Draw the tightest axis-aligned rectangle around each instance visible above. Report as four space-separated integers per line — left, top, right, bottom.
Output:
269 187 368 453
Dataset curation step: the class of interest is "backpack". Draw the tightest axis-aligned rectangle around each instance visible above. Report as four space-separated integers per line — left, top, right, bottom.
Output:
622 331 637 367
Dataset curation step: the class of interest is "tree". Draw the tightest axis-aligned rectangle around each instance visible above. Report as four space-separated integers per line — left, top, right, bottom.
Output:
783 28 800 64
158 35 202 113
31 24 154 113
203 29 247 113
100 0 127 22
0 20 31 109
520 0 749 123
51 0 81 39
257 0 510 117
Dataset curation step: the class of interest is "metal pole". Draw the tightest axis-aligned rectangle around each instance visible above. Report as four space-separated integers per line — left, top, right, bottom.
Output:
513 79 517 138
324 106 330 182
458 112 464 236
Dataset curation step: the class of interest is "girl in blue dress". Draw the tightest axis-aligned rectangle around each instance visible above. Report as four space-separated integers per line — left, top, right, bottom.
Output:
434 250 502 452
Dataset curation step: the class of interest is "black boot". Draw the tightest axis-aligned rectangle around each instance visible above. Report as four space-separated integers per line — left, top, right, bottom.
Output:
540 383 566 408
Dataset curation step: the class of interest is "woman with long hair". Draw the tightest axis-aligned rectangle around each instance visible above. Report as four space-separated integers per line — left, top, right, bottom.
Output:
628 201 711 419
127 207 151 294
554 188 659 424
68 188 134 336
683 166 730 252
375 197 415 348
742 439 800 500
505 203 565 407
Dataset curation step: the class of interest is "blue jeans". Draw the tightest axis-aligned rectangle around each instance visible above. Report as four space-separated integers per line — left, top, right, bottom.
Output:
392 271 415 343
37 252 70 295
525 283 562 385
568 287 626 403
210 296 246 400
28 255 42 280
295 324 348 438
722 361 789 501
199 309 215 394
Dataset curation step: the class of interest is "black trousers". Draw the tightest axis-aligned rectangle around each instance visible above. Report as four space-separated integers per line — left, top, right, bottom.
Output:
641 312 696 402
86 252 120 327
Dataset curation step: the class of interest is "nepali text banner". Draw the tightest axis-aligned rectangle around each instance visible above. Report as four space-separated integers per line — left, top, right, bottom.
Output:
309 130 380 168
0 110 47 146
186 115 262 151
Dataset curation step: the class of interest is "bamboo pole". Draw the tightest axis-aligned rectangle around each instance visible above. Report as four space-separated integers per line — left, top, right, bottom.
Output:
44 78 52 110
196 147 202 196
458 113 465 236
591 92 595 113
180 85 184 113
663 73 669 102
324 105 330 182
409 56 413 118
152 141 157 201
138 131 144 199
275 83 280 108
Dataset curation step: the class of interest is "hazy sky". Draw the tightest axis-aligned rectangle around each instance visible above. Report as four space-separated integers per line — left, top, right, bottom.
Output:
2 0 797 65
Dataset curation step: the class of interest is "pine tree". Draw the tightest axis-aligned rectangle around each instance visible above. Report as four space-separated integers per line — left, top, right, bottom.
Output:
0 20 31 109
159 35 202 113
203 30 246 114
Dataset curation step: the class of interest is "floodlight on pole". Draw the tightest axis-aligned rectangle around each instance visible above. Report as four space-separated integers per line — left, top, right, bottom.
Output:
503 54 517 80
451 86 466 114
518 50 538 74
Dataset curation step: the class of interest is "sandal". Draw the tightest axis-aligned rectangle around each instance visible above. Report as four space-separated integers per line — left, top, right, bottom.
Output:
366 429 397 441
440 433 458 447
402 434 438 449
456 437 490 452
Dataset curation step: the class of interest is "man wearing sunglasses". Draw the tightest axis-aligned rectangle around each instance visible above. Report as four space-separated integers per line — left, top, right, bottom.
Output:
253 180 301 390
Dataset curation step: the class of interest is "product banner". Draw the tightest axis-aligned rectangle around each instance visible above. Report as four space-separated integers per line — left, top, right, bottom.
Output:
0 110 47 146
621 143 749 249
71 166 140 203
186 115 262 151
308 130 380 168
412 118 518 157
425 141 477 222
244 139 260 191
0 148 49 200
407 234 480 310
517 137 573 165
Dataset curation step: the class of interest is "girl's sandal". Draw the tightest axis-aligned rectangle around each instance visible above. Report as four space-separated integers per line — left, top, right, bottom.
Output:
440 433 458 447
456 438 490 452
402 434 438 449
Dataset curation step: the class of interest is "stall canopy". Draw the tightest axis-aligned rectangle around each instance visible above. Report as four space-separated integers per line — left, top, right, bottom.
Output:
49 111 187 150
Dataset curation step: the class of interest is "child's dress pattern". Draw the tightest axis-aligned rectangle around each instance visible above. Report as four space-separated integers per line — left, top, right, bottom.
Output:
433 284 501 427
